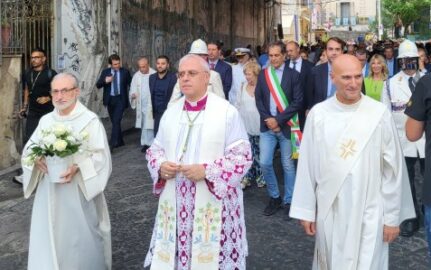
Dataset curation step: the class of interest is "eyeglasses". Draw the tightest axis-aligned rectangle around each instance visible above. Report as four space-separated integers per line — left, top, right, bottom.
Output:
177 70 207 79
31 56 43 59
50 87 76 95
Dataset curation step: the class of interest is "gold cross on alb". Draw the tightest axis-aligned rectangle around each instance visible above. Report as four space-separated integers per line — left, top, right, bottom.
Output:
340 139 357 160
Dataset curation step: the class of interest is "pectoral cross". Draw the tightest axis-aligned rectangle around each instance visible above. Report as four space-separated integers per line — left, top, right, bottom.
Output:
340 139 357 160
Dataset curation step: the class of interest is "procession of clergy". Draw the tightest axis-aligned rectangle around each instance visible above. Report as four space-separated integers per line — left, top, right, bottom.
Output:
22 37 431 270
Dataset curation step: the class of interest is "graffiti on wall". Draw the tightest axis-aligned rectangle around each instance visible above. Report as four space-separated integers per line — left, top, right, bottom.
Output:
121 3 209 72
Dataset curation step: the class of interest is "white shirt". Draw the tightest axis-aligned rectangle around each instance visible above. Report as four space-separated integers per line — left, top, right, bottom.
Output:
289 57 302 73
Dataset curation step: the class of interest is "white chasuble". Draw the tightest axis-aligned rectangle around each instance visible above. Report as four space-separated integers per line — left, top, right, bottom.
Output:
22 102 112 270
145 92 252 270
290 95 415 270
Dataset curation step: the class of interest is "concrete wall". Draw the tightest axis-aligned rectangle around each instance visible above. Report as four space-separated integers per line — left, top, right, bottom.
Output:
1 0 268 170
56 0 120 115
121 0 266 72
55 0 266 110
0 57 22 170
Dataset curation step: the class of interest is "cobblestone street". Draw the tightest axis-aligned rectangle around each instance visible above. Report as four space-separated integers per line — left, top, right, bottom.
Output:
0 119 430 270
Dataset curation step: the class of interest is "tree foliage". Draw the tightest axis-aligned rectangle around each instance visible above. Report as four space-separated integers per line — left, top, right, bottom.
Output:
383 0 431 31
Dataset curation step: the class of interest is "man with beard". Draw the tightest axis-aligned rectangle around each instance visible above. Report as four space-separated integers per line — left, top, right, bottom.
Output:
14 47 57 184
21 72 112 270
129 57 156 152
149 55 177 136
96 54 132 151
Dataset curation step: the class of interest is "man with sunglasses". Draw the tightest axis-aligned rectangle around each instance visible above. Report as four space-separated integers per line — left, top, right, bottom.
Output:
15 47 57 184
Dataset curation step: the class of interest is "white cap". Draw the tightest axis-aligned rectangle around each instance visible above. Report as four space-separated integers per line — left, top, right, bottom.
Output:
189 39 208 55
397 39 419 59
234 48 251 56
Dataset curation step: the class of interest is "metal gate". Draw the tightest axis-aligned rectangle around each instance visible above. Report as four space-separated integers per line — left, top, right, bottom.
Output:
0 0 53 68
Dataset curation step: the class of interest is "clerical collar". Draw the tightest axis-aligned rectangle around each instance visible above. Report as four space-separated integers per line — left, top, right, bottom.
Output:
184 95 208 111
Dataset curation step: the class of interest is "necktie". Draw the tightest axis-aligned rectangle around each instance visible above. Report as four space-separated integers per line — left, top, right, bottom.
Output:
210 63 215 70
408 77 415 93
292 61 297 71
113 70 119 95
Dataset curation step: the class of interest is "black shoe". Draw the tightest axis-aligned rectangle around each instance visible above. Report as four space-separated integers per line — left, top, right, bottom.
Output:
263 197 282 216
141 145 149 153
284 203 291 221
400 218 419 237
109 145 114 154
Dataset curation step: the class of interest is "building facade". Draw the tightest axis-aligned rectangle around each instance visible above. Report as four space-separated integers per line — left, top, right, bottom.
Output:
0 0 270 170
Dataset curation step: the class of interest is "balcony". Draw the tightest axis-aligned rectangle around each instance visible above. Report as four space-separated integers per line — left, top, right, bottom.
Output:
334 17 359 26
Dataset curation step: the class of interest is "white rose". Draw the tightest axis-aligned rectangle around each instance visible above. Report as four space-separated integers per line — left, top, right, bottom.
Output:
43 134 57 146
53 124 67 137
66 135 76 144
79 130 89 141
53 139 68 152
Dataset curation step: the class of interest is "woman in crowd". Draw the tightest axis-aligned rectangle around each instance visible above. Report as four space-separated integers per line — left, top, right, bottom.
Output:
315 50 327 66
235 62 265 189
364 54 388 101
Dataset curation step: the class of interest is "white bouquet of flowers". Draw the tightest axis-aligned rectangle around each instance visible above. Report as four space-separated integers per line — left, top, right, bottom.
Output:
23 123 89 182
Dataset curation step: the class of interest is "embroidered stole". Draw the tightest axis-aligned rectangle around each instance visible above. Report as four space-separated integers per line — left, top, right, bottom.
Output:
151 92 226 270
264 66 302 158
314 96 386 269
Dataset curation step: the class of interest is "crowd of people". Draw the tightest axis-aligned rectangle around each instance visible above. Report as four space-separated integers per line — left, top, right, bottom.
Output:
15 34 431 269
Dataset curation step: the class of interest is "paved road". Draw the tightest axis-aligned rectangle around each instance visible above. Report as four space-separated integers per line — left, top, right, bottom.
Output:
0 123 429 269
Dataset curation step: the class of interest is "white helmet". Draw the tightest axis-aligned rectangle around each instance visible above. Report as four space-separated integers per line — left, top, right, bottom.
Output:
189 39 208 55
397 39 419 59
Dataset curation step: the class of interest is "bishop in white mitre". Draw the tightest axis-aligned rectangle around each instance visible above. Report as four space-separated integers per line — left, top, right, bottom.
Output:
129 57 156 150
22 73 112 270
290 55 415 270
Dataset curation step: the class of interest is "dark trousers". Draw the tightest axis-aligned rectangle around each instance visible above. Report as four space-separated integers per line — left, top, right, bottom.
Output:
405 156 425 214
107 96 125 147
153 111 164 137
24 110 43 144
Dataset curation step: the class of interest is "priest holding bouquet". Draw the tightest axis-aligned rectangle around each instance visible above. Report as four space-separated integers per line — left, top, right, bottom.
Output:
21 73 112 270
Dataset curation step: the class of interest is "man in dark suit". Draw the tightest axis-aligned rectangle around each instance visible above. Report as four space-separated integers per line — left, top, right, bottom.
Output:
306 37 345 109
149 55 177 136
384 46 399 78
255 41 303 218
96 54 131 150
208 40 232 99
286 41 313 130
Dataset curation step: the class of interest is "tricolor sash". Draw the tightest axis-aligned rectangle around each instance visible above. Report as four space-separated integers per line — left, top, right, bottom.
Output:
150 92 226 270
264 66 302 158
